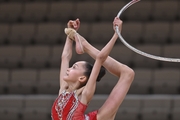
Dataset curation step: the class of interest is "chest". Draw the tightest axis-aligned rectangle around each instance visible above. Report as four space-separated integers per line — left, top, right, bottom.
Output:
52 91 87 120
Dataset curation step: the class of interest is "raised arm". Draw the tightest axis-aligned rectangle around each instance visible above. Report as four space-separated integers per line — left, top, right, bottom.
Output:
59 37 73 93
74 18 125 78
59 19 80 94
81 17 123 104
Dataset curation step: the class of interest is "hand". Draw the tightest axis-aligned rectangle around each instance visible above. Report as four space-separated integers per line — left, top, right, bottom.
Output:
113 17 123 33
67 18 80 31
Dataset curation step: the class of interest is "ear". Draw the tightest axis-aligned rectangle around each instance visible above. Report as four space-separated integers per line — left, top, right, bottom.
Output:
78 76 87 83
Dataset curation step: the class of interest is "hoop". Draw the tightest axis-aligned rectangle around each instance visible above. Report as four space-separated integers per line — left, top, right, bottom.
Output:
115 0 180 62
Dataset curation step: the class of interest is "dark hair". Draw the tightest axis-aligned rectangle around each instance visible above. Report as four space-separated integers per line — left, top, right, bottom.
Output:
83 61 106 82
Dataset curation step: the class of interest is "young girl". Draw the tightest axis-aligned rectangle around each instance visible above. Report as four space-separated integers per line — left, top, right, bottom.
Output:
51 17 135 120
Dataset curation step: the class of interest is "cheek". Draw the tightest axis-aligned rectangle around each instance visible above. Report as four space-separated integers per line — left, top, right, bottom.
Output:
71 69 83 75
68 70 80 79
68 69 84 80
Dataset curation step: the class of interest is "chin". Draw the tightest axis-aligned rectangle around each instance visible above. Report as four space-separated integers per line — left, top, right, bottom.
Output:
63 75 69 81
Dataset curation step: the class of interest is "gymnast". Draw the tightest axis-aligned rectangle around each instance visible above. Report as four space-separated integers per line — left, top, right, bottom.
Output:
51 17 135 120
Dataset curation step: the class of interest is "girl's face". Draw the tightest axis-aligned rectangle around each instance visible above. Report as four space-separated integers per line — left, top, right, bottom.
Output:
63 61 86 83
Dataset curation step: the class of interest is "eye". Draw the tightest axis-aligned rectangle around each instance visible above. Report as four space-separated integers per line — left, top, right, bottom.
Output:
72 65 76 69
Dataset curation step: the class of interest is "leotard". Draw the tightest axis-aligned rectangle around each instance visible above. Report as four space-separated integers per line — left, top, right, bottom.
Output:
51 90 97 120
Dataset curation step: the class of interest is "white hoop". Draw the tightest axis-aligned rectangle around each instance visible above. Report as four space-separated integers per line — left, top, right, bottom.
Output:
115 0 180 62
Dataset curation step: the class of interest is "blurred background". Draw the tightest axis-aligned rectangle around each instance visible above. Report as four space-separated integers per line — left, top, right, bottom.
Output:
0 0 180 120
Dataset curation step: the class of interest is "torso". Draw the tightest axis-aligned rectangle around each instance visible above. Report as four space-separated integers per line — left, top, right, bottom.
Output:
51 90 88 120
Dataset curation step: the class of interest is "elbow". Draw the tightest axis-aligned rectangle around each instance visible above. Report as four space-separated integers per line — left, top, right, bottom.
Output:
96 53 107 63
61 54 65 60
61 55 67 61
61 53 71 61
61 56 70 62
121 65 135 82
128 68 135 81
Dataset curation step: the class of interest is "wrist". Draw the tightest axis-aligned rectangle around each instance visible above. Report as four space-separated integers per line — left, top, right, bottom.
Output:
66 36 73 42
114 33 119 38
65 28 77 40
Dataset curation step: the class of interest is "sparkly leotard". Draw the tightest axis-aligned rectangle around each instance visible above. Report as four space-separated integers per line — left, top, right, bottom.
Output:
51 90 97 120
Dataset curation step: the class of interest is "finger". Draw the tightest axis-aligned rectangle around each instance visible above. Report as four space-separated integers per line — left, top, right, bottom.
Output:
68 20 73 26
69 20 74 24
76 18 80 22
114 17 119 20
114 21 118 25
73 22 77 28
76 19 80 25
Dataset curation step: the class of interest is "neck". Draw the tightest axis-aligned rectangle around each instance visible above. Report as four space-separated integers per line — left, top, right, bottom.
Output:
66 82 80 92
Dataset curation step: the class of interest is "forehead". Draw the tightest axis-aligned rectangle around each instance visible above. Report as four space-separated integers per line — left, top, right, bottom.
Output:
74 61 86 66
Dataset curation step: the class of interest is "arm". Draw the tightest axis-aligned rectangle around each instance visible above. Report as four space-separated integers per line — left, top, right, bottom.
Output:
59 37 73 93
74 18 123 77
81 19 121 104
59 19 80 94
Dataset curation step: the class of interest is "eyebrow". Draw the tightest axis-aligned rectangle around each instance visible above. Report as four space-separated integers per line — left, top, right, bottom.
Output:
74 64 78 67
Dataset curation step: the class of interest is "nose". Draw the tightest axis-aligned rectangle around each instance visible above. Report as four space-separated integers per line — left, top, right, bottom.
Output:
67 68 70 71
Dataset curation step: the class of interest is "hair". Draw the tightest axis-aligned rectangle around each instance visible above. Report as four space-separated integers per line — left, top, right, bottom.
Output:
83 61 106 82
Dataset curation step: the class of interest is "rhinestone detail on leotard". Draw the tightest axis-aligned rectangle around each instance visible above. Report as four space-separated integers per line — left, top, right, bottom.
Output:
55 90 74 119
